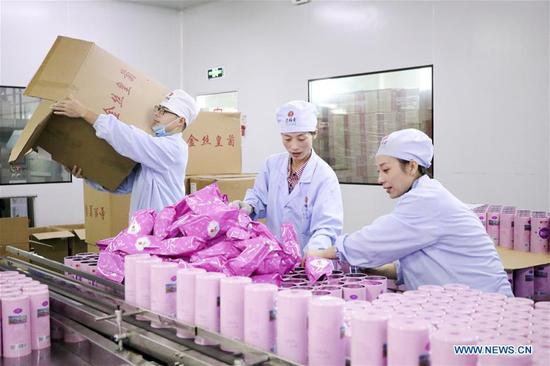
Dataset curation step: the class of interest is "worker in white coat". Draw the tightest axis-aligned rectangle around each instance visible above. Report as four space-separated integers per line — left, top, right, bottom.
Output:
232 100 343 253
52 89 199 216
307 128 513 296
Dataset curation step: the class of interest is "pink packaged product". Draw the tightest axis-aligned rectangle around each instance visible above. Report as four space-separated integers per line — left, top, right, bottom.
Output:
225 241 271 277
95 237 113 251
1 293 31 358
22 286 51 351
514 267 535 299
486 205 502 245
153 237 206 257
150 262 178 328
244 283 278 352
305 256 334 284
276 289 312 364
473 204 489 228
534 264 550 301
499 206 516 249
176 268 206 339
190 241 241 262
530 211 549 253
351 309 391 366
153 206 177 239
514 210 531 252
308 296 346 366
387 317 430 366
124 253 151 305
190 256 227 273
251 273 283 287
219 276 252 346
194 272 226 346
127 209 156 236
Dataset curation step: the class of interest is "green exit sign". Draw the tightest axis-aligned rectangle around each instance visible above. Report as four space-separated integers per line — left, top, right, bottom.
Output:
208 67 224 79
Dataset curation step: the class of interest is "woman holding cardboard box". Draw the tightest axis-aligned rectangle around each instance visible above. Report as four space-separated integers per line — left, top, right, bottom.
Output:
51 89 198 217
232 100 344 254
306 128 513 296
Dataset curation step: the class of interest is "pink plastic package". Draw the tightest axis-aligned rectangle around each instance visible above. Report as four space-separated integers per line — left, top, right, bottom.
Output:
280 223 301 265
175 183 228 216
226 226 251 240
108 233 162 254
254 251 295 275
190 241 242 262
127 209 156 236
97 251 125 283
305 256 334 284
190 256 227 273
225 242 271 277
252 273 283 287
96 237 114 251
152 237 206 257
154 206 177 239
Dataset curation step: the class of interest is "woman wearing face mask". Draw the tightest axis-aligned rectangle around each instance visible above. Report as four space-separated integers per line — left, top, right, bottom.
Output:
307 128 513 296
232 100 343 254
51 89 198 216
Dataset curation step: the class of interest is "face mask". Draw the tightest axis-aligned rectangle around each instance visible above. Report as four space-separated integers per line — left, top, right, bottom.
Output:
152 116 180 137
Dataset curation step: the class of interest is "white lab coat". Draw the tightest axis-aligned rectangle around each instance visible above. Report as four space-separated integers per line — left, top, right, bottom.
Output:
244 150 343 253
87 114 188 217
335 175 513 296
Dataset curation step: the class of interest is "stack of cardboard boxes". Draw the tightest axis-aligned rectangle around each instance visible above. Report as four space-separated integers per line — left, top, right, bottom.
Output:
10 36 256 253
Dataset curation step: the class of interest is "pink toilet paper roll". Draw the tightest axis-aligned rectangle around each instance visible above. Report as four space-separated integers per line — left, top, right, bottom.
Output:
244 283 278 352
318 285 343 298
443 283 470 292
506 296 534 307
123 253 150 305
430 327 478 366
308 296 346 366
499 206 516 249
219 276 252 344
513 210 531 252
351 308 391 366
134 257 162 311
342 283 367 301
150 262 178 328
530 211 549 254
276 289 312 364
365 276 388 293
513 268 535 299
176 268 206 339
486 205 502 245
194 272 226 346
417 284 445 293
1 293 31 358
535 301 550 310
22 286 50 350
363 280 384 301
387 317 430 366
534 265 550 301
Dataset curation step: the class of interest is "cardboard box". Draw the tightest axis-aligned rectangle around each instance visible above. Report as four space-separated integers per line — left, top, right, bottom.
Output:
182 112 242 175
84 185 130 245
496 247 550 271
188 174 257 202
52 224 87 255
0 217 28 246
28 227 74 263
9 35 169 190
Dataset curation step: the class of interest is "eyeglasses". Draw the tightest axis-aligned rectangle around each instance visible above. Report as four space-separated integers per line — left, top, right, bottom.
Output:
154 105 176 116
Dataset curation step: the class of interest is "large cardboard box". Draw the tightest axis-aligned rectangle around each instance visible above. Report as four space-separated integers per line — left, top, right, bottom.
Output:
188 174 257 202
0 217 29 256
52 224 87 254
9 35 169 190
83 185 130 245
182 112 242 175
28 227 74 263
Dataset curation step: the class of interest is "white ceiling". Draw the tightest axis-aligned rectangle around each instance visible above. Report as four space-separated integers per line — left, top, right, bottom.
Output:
119 0 216 11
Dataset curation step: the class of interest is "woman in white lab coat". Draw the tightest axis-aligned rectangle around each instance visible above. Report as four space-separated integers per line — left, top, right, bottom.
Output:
307 128 513 296
232 101 343 254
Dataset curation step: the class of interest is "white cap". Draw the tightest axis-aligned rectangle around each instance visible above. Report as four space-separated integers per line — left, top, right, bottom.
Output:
160 89 199 125
276 100 318 133
376 128 433 168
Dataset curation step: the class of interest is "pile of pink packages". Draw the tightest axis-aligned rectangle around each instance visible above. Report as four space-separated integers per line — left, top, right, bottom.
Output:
96 184 302 285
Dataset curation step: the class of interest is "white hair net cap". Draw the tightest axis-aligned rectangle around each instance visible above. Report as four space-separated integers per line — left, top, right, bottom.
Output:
376 128 434 168
160 89 199 125
276 100 318 133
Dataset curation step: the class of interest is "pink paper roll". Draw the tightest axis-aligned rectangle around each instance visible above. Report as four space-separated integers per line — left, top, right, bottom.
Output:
244 283 278 352
387 317 430 366
22 286 50 350
506 296 534 307
318 285 342 298
150 262 178 328
535 301 550 310
342 283 366 301
176 268 206 338
365 275 388 293
417 284 445 293
363 280 384 301
513 210 531 252
308 296 346 366
351 309 391 366
123 253 150 305
443 283 470 291
326 274 345 285
1 294 31 358
499 206 516 249
219 276 252 343
530 211 549 254
513 268 535 299
477 335 532 365
430 327 478 366
276 289 312 364
534 265 550 301
134 257 162 310
486 205 502 245
194 272 226 345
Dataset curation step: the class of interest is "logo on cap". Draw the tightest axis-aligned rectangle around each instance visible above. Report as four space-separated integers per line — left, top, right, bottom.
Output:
286 110 296 125
380 135 389 145
288 111 294 117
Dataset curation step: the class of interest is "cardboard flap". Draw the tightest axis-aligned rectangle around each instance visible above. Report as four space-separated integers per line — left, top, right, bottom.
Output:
74 229 86 240
24 36 93 101
32 231 74 241
8 101 54 163
496 247 550 270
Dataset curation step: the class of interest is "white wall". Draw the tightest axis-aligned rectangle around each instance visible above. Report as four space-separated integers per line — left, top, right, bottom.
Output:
0 0 182 226
180 0 549 232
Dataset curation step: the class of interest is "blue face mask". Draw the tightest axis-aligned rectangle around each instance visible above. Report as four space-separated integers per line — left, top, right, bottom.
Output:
152 117 179 137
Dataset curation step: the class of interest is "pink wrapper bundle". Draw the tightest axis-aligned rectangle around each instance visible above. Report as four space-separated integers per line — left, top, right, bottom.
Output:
251 273 283 286
153 206 177 239
305 256 335 284
97 251 126 283
127 209 156 236
225 242 271 276
153 237 206 257
190 241 241 262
